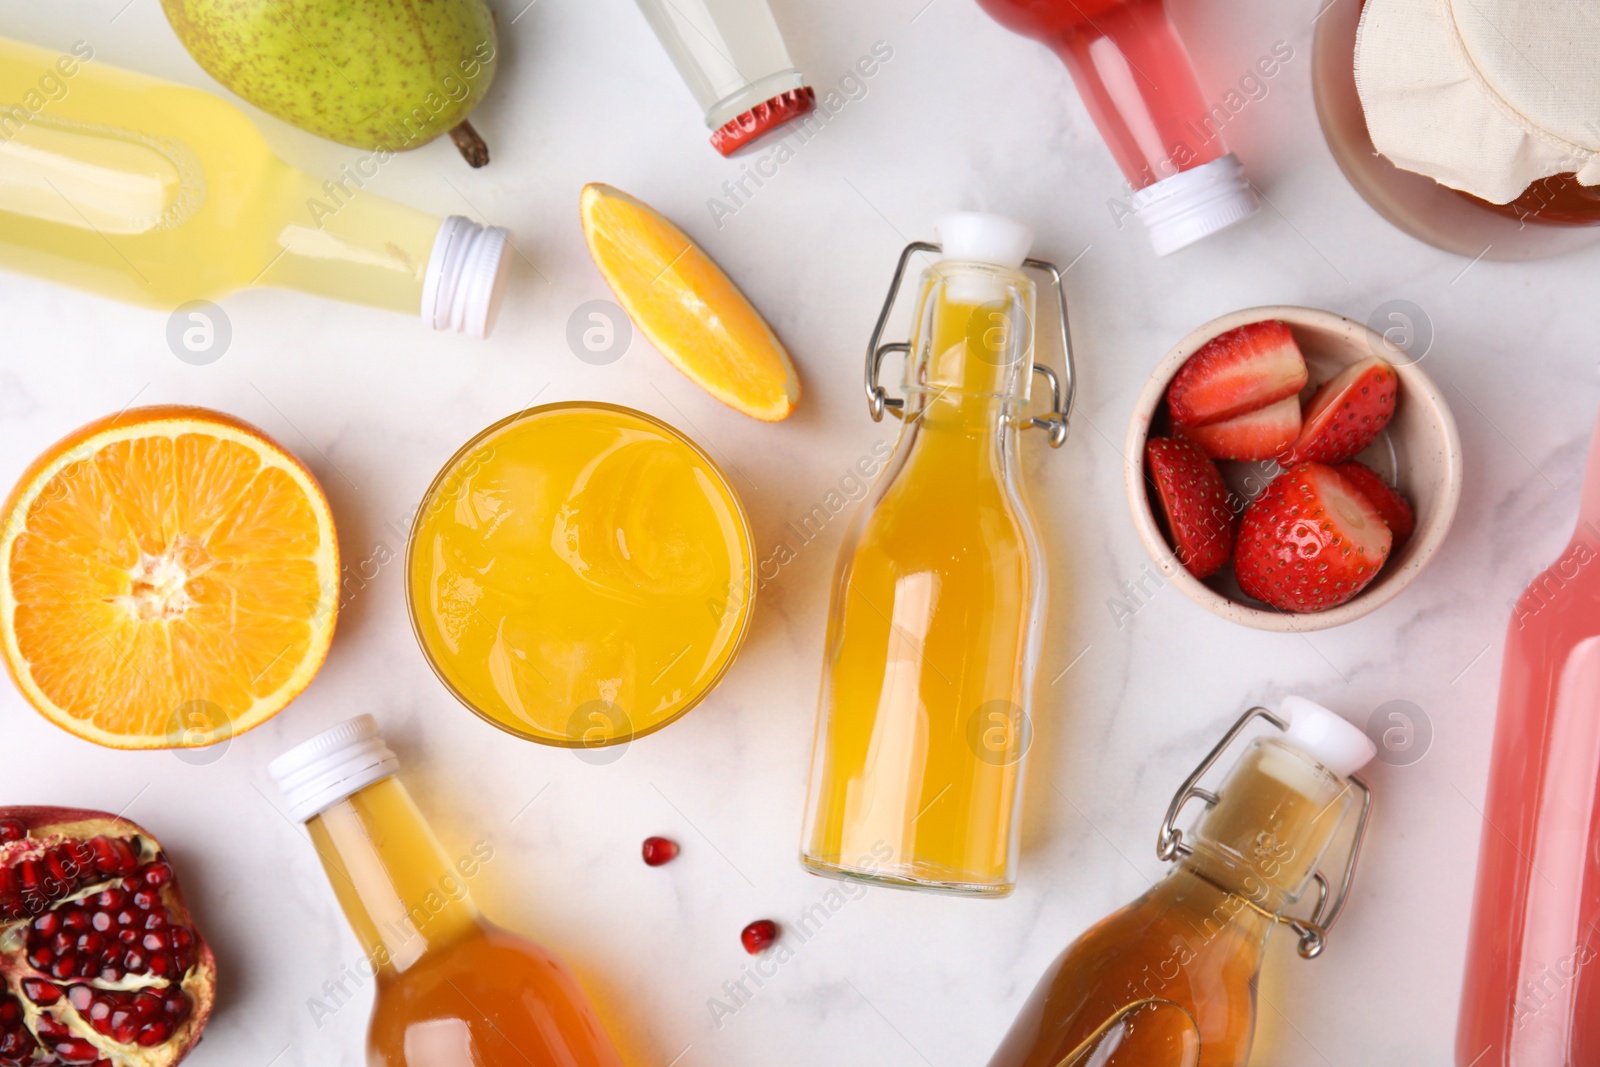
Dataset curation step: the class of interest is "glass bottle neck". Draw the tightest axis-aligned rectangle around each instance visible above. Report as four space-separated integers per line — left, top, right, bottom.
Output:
1181 739 1356 916
256 162 441 317
305 776 485 976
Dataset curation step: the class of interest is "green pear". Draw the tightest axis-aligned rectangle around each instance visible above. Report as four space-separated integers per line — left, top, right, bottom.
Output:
161 0 499 166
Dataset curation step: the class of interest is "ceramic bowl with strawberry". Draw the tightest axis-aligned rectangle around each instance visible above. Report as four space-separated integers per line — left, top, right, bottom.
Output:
1124 305 1462 632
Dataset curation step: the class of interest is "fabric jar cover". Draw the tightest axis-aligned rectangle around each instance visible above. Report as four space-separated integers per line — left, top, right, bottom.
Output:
1354 0 1600 204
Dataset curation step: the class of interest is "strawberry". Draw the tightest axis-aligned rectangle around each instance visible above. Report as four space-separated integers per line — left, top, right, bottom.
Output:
1281 357 1398 465
1145 437 1236 579
1181 395 1302 462
1235 462 1393 612
1166 320 1308 428
1335 462 1414 550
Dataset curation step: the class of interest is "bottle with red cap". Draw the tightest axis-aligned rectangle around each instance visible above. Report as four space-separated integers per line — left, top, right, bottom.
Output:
633 0 815 155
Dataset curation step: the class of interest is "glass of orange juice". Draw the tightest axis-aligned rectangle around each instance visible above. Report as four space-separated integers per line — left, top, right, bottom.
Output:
406 402 755 748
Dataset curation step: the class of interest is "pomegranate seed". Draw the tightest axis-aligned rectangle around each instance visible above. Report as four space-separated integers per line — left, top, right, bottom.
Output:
111 1010 136 1043
118 929 138 945
0 819 24 842
740 919 779 955
142 932 167 952
18 859 41 890
91 911 112 933
95 888 127 910
170 928 193 949
131 889 159 912
46 850 70 884
67 985 93 1012
148 954 174 978
88 837 118 872
115 910 137 928
30 946 53 967
34 1013 68 1037
52 1037 100 1064
89 999 112 1024
131 993 160 1020
21 979 61 1005
33 911 59 937
641 836 680 866
77 932 104 953
0 998 18 1022
62 907 89 931
141 862 172 888
122 950 146 974
163 992 188 1020
109 839 138 875
52 932 73 952
143 913 167 931
136 1019 171 1047
51 952 78 979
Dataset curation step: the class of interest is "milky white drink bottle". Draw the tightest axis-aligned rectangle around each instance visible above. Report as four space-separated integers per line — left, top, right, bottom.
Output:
632 0 815 155
1457 411 1600 1064
0 36 512 337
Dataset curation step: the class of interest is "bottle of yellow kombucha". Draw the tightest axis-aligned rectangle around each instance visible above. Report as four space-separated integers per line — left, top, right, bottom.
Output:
987 697 1376 1067
0 36 511 336
799 213 1072 896
268 716 626 1066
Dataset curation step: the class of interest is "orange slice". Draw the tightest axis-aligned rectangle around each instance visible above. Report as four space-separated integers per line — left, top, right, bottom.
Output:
0 406 339 749
580 182 801 422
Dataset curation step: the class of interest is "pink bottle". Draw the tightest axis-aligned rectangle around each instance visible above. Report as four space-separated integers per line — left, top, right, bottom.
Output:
1458 412 1600 1064
976 0 1258 254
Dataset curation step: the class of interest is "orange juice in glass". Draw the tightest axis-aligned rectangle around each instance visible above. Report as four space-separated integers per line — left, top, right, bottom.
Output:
406 403 754 747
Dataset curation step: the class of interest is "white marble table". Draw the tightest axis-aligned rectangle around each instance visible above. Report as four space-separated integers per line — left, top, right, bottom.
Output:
5 0 1596 1064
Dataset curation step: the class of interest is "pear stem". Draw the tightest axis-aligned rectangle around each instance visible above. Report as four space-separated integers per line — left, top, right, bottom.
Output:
449 120 490 168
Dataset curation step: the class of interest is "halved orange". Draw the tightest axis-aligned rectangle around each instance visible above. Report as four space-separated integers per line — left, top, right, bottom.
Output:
0 406 339 749
580 182 801 422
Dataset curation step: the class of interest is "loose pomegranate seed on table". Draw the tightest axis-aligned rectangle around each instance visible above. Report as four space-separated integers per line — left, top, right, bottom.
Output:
0 807 215 1067
641 836 680 866
741 919 779 954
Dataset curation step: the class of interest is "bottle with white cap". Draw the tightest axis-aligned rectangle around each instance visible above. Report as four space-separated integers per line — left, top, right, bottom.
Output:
987 697 1376 1067
267 716 625 1066
800 213 1073 897
974 0 1260 255
0 37 513 339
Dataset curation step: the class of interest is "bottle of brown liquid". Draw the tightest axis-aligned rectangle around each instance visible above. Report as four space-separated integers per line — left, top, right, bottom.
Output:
269 716 627 1067
987 698 1375 1067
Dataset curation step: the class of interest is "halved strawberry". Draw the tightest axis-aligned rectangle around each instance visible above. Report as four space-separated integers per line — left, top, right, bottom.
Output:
1281 357 1398 465
1181 395 1302 462
1145 437 1236 579
1166 321 1308 428
1335 462 1414 550
1235 462 1393 612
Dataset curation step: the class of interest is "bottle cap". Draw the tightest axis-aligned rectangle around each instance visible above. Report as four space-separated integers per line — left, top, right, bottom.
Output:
1130 154 1259 256
1277 695 1376 778
267 715 400 823
935 212 1035 268
421 216 513 339
711 87 817 156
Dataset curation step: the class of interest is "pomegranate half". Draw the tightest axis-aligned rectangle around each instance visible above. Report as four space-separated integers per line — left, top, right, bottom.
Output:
0 808 214 1067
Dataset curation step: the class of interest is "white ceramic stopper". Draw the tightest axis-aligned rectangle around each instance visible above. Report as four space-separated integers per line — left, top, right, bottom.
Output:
935 212 1034 267
1278 695 1377 778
